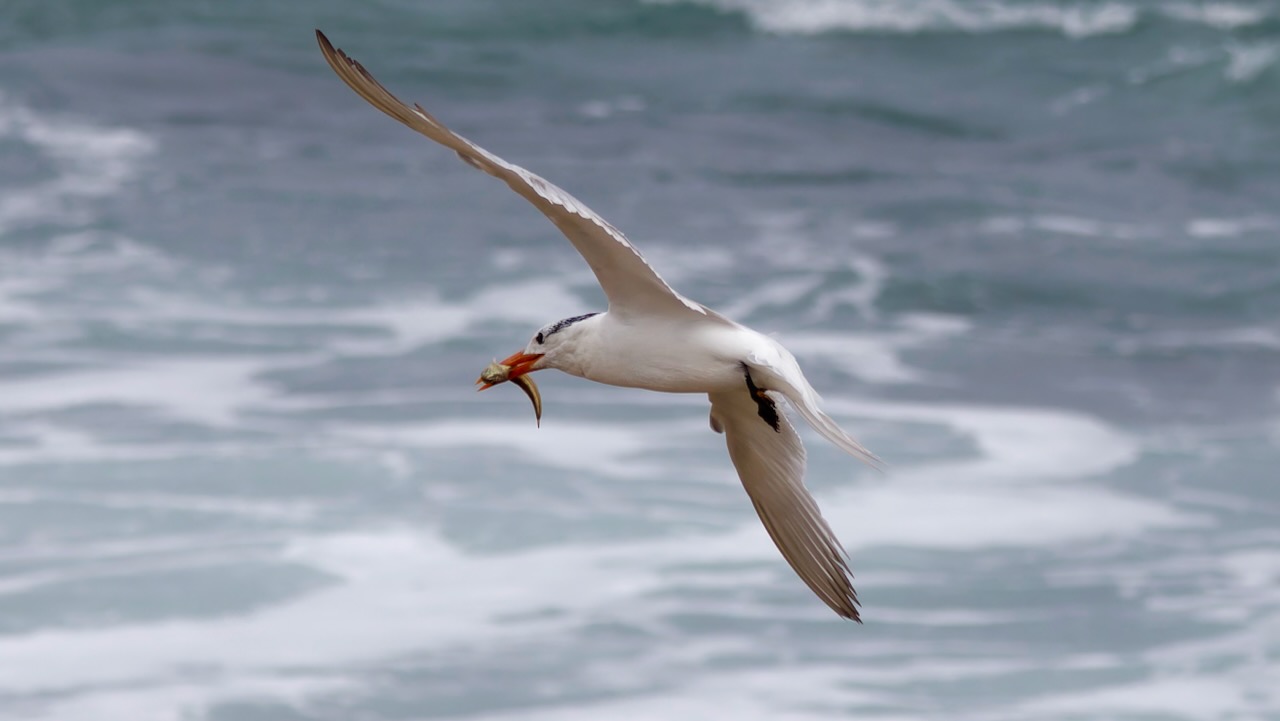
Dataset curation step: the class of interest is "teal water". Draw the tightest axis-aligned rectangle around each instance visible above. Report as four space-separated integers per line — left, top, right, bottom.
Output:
1 1 1278 719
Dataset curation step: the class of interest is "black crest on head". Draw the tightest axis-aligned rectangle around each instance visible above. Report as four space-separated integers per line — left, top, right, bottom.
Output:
540 313 599 344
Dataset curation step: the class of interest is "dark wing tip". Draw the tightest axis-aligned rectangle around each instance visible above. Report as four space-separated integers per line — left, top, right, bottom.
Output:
314 29 361 76
315 29 346 70
833 577 862 622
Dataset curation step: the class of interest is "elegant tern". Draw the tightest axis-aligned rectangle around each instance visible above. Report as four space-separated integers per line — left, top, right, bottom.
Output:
317 30 880 621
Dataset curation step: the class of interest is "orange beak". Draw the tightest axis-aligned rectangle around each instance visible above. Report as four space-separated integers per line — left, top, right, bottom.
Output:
475 351 543 390
475 351 546 426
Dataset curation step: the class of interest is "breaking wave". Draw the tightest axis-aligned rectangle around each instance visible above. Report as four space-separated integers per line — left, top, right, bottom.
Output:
649 0 1274 36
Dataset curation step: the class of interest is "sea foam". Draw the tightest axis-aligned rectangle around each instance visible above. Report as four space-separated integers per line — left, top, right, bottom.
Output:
649 0 1272 36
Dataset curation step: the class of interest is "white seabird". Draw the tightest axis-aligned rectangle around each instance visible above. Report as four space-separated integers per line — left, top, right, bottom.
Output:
317 30 880 621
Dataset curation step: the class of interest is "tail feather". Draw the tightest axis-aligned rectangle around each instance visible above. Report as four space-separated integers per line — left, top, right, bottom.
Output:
788 398 882 469
745 347 883 469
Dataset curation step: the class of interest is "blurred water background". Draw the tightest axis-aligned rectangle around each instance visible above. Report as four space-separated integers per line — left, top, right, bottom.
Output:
1 0 1279 719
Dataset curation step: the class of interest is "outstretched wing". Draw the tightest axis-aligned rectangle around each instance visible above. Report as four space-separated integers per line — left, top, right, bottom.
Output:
708 389 861 621
316 30 706 319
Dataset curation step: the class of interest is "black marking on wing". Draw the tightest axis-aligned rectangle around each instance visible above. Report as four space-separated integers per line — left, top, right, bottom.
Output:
741 363 781 433
544 313 599 340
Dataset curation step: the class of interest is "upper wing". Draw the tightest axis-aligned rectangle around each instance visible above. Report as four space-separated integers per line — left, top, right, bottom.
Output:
708 389 861 621
316 30 706 319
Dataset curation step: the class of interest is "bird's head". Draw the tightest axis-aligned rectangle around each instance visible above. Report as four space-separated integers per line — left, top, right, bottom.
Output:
474 312 602 423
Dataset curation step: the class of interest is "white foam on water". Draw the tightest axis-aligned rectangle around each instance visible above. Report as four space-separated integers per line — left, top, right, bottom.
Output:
701 226 967 387
783 398 1201 553
472 655 1135 721
333 277 586 355
17 675 360 721
716 252 889 324
0 233 173 326
0 426 281 467
1225 41 1280 82
850 220 898 240
0 495 1211 721
0 527 674 712
788 332 926 384
827 397 1141 481
1145 547 1280 621
1117 42 1232 89
0 419 1201 721
1220 549 1280 591
577 95 647 120
0 232 594 465
469 666 897 721
0 536 287 600
829 482 1195 551
0 276 49 326
0 358 276 427
0 199 1218 720
1139 612 1280 715
1035 214 1150 240
641 244 740 294
0 249 580 359
811 254 887 322
1017 673 1276 719
651 0 1142 37
336 417 681 480
979 214 1153 240
1050 83 1112 114
681 402 1190 564
654 0 1273 35
717 275 826 319
1115 325 1280 353
0 93 154 233
527 652 1142 721
1186 215 1276 237
0 488 317 527
1164 1 1271 28
783 312 970 384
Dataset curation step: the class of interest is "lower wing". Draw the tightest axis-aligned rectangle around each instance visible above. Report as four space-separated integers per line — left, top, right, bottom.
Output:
708 389 861 621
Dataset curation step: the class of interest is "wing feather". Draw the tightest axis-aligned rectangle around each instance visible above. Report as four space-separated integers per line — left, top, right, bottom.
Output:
315 30 705 318
709 390 861 621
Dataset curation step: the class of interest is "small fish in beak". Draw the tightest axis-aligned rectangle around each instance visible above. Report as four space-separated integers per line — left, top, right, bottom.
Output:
476 359 543 426
478 360 512 386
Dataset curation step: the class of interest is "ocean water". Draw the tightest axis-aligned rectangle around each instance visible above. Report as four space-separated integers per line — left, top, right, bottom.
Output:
1 0 1278 718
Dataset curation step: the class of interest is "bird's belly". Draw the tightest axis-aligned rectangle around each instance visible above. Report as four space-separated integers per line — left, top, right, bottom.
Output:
578 327 749 393
584 359 742 393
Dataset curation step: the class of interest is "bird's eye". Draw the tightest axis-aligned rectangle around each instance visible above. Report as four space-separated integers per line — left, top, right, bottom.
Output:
535 332 544 345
